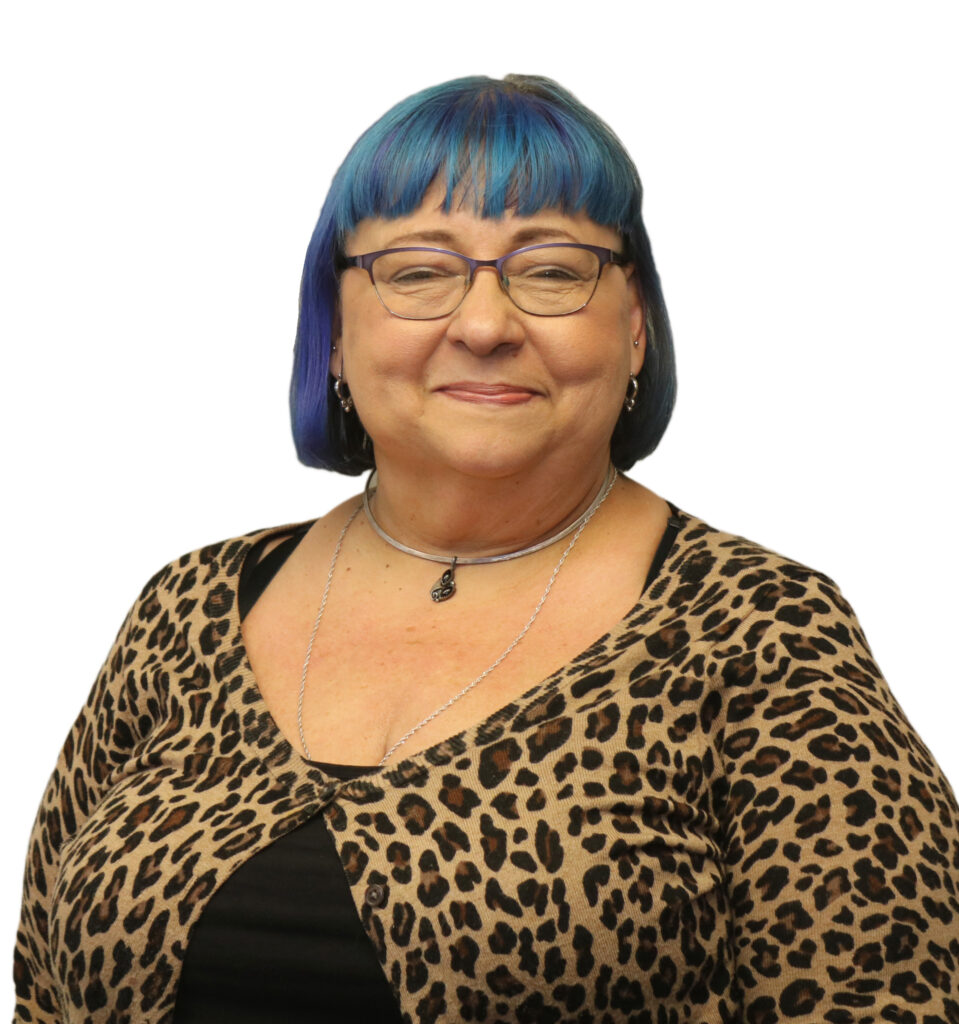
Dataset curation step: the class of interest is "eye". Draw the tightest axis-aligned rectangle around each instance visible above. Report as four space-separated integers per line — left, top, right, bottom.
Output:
527 265 583 281
505 246 597 285
374 251 466 291
390 265 456 284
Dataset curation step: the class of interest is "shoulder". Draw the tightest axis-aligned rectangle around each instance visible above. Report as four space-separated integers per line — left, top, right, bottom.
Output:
120 500 360 641
661 509 877 679
668 509 852 619
114 521 316 650
671 509 835 585
665 511 901 737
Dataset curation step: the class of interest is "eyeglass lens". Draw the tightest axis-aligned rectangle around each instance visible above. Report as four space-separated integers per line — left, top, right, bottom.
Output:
370 246 603 318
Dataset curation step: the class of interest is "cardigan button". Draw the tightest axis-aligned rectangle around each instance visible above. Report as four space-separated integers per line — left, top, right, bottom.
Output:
364 883 386 907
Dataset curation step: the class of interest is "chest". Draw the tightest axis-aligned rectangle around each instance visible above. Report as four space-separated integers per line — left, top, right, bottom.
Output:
320 650 731 1023
242 540 654 765
50 619 728 1023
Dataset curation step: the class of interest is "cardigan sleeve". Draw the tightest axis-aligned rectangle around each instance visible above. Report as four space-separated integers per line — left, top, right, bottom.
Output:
710 571 959 1023
12 573 165 1023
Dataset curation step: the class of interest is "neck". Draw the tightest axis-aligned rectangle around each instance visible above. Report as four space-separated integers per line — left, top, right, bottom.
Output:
367 455 615 558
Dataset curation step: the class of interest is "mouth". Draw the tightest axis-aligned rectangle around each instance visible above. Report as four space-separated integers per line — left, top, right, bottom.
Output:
437 382 540 406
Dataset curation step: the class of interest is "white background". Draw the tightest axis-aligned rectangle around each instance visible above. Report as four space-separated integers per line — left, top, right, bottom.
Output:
2 0 957 992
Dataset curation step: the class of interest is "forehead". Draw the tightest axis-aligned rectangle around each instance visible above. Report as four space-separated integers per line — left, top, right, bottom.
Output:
347 183 621 256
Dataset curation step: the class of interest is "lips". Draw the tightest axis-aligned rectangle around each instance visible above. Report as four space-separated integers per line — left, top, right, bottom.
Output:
437 382 539 405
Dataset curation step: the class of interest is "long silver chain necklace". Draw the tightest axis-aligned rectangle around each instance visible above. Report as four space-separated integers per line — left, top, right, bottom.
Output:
297 467 618 766
363 463 617 602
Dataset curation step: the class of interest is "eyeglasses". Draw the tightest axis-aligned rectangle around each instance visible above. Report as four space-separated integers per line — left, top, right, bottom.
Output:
340 243 628 319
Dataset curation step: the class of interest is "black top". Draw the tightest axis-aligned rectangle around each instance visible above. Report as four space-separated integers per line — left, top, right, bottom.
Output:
173 510 681 1022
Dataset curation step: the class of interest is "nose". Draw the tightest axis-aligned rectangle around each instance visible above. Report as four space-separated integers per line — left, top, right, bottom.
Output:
445 265 526 356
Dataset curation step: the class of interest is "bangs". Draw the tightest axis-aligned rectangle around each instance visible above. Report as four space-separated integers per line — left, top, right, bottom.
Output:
326 77 640 241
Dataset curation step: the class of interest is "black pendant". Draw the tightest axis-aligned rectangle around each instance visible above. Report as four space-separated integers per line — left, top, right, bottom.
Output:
430 559 457 602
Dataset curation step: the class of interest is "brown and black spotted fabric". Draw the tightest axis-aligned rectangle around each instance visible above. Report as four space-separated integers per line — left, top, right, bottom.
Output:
13 511 959 1023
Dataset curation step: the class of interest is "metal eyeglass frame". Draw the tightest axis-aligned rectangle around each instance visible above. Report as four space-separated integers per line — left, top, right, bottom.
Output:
339 242 628 319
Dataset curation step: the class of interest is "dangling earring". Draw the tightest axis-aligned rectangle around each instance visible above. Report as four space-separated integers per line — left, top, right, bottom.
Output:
624 375 639 413
334 372 354 414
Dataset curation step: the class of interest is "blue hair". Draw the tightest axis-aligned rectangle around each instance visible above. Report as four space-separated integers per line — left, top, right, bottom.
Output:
291 75 675 473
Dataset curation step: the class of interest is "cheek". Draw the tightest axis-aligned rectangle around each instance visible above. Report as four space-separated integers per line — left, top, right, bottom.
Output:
540 322 632 391
337 282 376 351
338 307 443 408
338 297 395 377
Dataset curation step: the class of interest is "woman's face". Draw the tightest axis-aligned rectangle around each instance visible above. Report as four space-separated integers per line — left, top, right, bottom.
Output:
335 184 645 481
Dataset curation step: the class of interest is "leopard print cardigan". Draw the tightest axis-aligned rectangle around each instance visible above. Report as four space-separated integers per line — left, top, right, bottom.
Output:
13 511 959 1023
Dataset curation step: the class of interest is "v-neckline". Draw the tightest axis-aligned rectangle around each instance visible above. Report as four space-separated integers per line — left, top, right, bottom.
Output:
219 508 692 795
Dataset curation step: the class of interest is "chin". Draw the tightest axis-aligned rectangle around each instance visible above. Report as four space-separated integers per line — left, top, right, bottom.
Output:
376 418 602 481
423 434 550 480
440 452 537 481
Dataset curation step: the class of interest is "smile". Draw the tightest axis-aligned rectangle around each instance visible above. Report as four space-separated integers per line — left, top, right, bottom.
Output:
437 383 539 405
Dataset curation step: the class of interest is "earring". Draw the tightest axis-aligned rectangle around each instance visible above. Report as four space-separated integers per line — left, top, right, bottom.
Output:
334 372 354 414
624 375 639 413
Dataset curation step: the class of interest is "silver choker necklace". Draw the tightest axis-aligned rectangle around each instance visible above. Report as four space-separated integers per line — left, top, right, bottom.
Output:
362 465 618 602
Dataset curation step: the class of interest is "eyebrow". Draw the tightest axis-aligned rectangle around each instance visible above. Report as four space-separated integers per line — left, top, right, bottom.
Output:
384 226 579 249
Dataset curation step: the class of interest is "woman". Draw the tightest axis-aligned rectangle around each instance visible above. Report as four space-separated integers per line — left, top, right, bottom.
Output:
13 75 958 1024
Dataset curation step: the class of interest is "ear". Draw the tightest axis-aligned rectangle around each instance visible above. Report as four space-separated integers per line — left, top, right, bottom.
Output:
330 308 344 379
627 272 647 378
